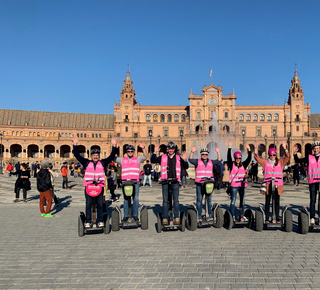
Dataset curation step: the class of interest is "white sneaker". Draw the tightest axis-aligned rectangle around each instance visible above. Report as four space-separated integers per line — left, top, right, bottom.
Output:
98 222 104 227
84 223 91 228
311 218 315 224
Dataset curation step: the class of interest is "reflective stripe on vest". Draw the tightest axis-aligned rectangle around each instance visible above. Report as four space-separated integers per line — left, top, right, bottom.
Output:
308 155 320 184
83 161 106 187
160 154 181 182
263 161 283 185
229 163 247 187
195 159 214 183
121 157 140 181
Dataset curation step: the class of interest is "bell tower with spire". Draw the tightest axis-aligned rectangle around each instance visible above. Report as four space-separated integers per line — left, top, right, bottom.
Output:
120 67 137 106
288 68 304 105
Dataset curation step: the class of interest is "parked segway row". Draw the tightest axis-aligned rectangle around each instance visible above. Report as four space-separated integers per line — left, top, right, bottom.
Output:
157 178 185 233
186 178 223 231
111 180 148 231
78 179 110 237
255 177 292 232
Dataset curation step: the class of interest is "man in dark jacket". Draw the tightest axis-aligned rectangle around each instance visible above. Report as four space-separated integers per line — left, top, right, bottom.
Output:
37 160 53 217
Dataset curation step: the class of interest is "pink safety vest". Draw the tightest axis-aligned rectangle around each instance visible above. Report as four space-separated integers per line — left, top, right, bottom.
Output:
229 163 248 187
160 154 181 182
263 161 283 186
307 155 320 184
121 157 140 181
83 161 106 187
195 159 214 183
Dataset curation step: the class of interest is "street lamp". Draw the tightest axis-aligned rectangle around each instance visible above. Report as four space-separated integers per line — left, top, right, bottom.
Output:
180 130 184 153
0 133 3 175
264 135 267 159
157 135 161 154
148 130 153 160
273 129 276 149
241 130 245 152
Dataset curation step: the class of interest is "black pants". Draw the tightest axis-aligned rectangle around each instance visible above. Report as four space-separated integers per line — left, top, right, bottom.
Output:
265 186 280 221
110 185 117 199
293 175 300 185
85 190 103 224
16 187 27 199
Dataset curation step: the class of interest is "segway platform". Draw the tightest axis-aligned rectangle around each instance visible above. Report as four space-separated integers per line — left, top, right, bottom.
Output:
298 206 320 234
224 209 254 230
157 211 185 233
78 211 110 237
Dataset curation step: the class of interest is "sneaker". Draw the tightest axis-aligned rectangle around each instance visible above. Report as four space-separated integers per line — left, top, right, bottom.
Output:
13 199 19 203
162 219 168 225
174 218 180 225
311 218 315 224
97 222 104 227
122 217 129 222
44 213 54 217
23 199 27 203
133 216 139 222
41 213 46 217
242 216 248 222
197 217 202 222
84 223 91 228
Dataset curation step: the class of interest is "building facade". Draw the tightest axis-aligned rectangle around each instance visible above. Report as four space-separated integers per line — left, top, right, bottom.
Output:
0 69 319 169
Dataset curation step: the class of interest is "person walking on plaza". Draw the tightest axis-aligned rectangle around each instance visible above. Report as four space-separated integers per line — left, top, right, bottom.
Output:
12 163 31 203
227 141 252 221
151 142 189 225
48 163 60 205
292 163 301 186
34 161 40 178
293 141 320 224
61 162 69 189
254 141 290 223
114 142 148 222
108 167 118 202
6 163 13 177
73 136 117 228
251 161 259 182
154 163 161 182
188 145 222 221
143 160 152 187
37 161 54 217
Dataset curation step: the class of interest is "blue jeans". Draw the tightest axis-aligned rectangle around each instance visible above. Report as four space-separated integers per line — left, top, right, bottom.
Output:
181 176 187 186
230 186 246 216
84 190 103 224
162 181 180 220
196 184 212 219
309 183 320 219
123 182 140 218
143 174 152 186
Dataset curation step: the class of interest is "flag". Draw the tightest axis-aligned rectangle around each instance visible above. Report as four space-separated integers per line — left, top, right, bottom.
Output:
209 68 212 78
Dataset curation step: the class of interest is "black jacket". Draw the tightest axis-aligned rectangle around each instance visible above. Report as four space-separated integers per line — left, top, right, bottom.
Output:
37 169 52 192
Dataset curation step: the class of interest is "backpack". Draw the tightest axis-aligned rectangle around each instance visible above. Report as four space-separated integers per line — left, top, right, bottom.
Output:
213 164 221 175
144 164 151 175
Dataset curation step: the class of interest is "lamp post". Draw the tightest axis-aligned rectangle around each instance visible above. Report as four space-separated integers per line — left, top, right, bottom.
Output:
273 129 276 149
241 130 245 152
157 135 161 154
148 130 153 160
0 133 3 175
180 130 184 153
264 135 267 159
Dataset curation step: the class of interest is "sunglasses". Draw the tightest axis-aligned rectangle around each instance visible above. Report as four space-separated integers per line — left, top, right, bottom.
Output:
127 150 134 153
269 154 277 157
235 157 242 159
201 153 208 156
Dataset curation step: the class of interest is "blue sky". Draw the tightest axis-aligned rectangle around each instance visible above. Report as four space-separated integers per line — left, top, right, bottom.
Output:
1 0 320 114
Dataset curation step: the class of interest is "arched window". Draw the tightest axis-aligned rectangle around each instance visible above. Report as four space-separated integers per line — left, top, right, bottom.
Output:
246 114 251 122
239 114 244 122
274 114 279 121
267 114 272 121
174 114 179 122
260 114 265 121
181 114 186 122
160 114 165 122
153 114 158 122
253 114 258 121
146 114 151 122
167 114 172 122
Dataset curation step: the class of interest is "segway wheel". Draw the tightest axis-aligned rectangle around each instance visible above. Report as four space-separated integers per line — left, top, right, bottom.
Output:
78 215 84 237
224 210 233 230
111 210 120 232
156 213 162 233
245 209 254 229
213 207 224 229
284 210 293 232
255 210 264 232
298 211 309 234
140 207 148 230
103 214 110 234
180 212 186 232
186 209 197 231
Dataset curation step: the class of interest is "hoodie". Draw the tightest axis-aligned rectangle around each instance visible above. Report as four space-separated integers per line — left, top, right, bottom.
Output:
37 169 52 192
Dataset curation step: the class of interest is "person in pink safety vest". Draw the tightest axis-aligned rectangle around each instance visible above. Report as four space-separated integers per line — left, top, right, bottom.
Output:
254 141 290 223
114 142 148 222
73 136 117 228
293 141 320 224
227 141 252 221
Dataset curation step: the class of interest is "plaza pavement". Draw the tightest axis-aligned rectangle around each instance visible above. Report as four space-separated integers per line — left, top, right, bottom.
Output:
0 173 319 290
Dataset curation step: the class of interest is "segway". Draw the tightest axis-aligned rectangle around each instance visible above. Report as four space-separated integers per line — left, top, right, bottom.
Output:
255 177 292 232
186 178 223 231
224 178 254 230
298 183 320 234
157 178 185 233
111 180 148 231
78 182 110 237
